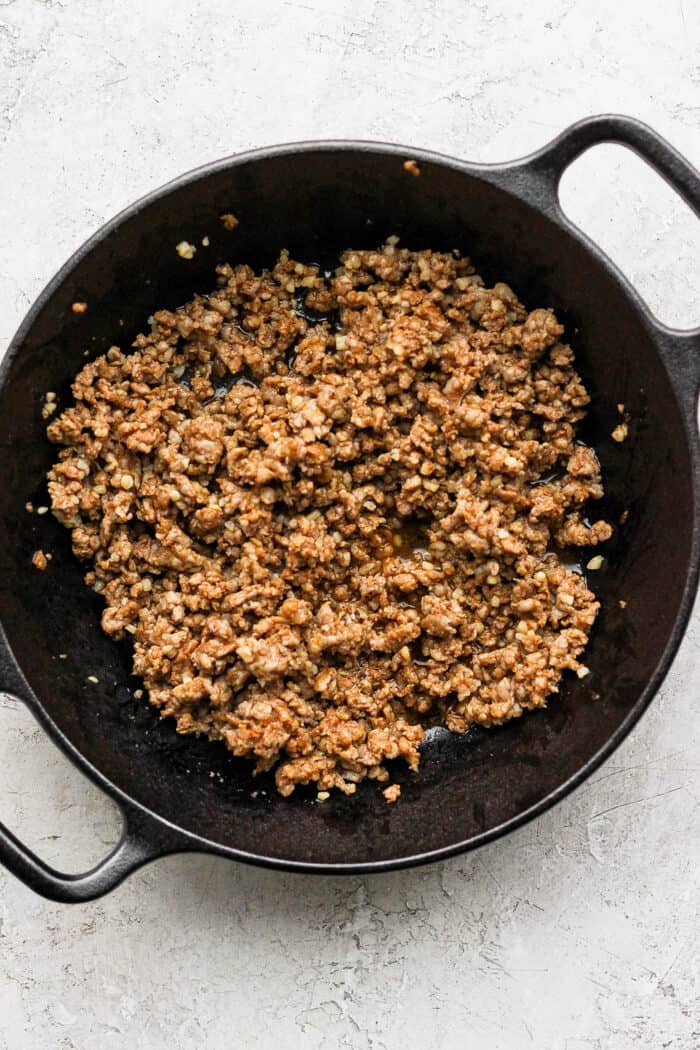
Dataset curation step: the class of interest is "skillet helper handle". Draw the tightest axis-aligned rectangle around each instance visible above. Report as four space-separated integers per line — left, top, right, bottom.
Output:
529 113 700 392
0 810 159 904
0 638 174 903
530 113 700 217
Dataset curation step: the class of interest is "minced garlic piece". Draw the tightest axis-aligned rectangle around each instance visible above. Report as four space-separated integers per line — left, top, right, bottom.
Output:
176 241 196 260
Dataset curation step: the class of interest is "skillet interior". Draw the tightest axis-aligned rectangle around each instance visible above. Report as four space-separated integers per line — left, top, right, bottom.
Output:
0 147 693 867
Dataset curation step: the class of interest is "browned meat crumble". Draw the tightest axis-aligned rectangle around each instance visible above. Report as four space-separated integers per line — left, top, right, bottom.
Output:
47 243 612 801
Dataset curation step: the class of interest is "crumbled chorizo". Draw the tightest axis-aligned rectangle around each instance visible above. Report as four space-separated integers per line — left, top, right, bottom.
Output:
47 243 611 801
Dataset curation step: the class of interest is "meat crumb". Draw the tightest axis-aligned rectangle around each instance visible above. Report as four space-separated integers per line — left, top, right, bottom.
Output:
383 784 401 803
71 301 88 314
403 159 421 177
32 549 48 571
220 212 239 231
47 244 610 803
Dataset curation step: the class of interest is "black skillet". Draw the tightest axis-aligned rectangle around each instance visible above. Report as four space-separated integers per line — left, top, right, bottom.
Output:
0 115 699 902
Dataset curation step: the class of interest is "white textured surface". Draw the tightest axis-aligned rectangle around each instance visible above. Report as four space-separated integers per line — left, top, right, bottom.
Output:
1 2 699 1048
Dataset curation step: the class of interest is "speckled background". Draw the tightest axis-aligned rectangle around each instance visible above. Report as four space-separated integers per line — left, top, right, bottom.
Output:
0 2 699 1048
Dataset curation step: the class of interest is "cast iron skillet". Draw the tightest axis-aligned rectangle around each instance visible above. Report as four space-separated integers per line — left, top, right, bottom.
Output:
0 115 699 902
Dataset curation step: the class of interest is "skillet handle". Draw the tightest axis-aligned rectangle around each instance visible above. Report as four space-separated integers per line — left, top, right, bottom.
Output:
0 639 183 903
0 801 166 904
527 113 700 220
526 114 700 395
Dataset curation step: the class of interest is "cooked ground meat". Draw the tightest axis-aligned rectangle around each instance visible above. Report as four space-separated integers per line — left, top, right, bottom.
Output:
47 243 612 801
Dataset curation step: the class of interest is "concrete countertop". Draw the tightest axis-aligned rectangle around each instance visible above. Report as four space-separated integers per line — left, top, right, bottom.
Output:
0 1 698 1047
